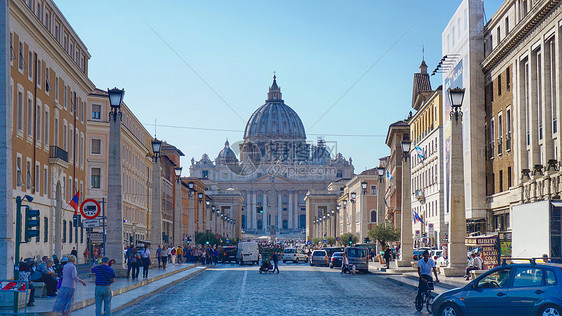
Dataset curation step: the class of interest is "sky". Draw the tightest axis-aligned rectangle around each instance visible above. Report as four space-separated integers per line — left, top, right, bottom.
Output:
55 0 502 173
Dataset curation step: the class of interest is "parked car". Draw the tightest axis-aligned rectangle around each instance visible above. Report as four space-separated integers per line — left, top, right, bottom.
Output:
237 241 259 265
432 261 562 316
413 247 432 260
218 246 238 263
345 247 369 273
329 252 344 268
322 247 345 259
282 248 308 263
310 250 329 266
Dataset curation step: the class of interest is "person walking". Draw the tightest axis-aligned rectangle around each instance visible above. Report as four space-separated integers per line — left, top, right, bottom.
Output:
156 245 162 268
83 249 90 263
70 247 78 258
271 253 279 274
53 255 86 316
171 247 177 265
131 251 141 280
167 246 173 265
125 245 135 279
384 245 392 269
161 246 168 269
91 257 115 316
141 245 151 279
176 246 183 264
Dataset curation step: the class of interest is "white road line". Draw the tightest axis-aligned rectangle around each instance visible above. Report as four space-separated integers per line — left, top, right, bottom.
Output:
235 269 248 313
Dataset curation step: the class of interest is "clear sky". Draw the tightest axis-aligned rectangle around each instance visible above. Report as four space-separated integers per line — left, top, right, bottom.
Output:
55 0 502 173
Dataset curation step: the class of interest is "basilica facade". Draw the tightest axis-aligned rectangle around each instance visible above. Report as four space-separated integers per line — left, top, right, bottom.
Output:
190 77 354 236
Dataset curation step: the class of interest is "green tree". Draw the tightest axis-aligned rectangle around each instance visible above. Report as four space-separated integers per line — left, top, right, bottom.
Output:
340 233 358 246
326 237 336 246
311 237 322 245
369 220 400 249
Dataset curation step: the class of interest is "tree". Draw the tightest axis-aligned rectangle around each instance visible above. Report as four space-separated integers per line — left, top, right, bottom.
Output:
326 237 336 246
340 233 358 246
369 220 400 249
310 237 322 245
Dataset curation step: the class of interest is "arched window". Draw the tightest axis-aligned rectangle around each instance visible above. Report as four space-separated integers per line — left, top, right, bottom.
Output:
257 220 263 230
370 210 377 223
282 220 288 229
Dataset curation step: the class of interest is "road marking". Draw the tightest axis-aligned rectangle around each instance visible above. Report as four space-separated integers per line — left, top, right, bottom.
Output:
234 269 248 313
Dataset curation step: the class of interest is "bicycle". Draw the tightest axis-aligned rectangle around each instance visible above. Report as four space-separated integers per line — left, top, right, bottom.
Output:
415 278 436 313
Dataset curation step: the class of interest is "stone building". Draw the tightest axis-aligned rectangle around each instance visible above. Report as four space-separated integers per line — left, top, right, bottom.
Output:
384 120 410 229
3 0 95 271
190 77 354 236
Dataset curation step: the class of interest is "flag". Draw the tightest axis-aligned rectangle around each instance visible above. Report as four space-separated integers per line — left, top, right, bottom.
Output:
384 198 388 207
413 211 424 224
69 191 80 215
414 145 425 160
386 170 393 180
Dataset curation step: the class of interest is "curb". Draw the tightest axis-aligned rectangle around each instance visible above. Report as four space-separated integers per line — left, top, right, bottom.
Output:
112 266 208 313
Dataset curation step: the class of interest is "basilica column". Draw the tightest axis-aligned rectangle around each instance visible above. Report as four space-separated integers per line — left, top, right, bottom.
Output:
262 192 268 232
252 192 257 231
288 192 293 231
277 192 282 231
246 192 251 232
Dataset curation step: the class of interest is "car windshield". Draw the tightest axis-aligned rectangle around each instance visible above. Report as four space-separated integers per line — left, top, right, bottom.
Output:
284 249 295 253
313 251 326 256
332 252 343 257
346 248 367 257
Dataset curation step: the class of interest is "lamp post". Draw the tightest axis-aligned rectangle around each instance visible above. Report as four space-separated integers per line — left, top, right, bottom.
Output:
150 138 163 263
361 181 368 241
106 87 126 270
350 192 357 236
173 167 182 247
376 167 385 223
342 199 348 235
397 140 413 267
443 87 467 276
187 181 195 241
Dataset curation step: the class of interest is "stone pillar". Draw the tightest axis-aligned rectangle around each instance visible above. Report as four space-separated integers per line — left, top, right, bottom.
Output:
150 158 162 264
188 192 195 241
262 192 268 232
107 109 124 269
377 179 385 223
397 155 413 267
173 178 182 247
277 192 282 231
443 114 468 276
288 193 293 231
246 193 251 232
252 192 257 231
197 195 202 233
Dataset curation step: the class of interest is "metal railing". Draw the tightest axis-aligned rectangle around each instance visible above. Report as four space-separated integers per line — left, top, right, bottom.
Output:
49 146 68 162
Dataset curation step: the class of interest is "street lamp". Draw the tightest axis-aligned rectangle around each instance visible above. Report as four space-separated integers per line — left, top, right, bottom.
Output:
107 87 124 120
361 181 368 193
174 167 182 180
448 87 465 121
397 139 413 267
377 167 385 180
401 140 411 160
350 192 356 202
343 200 347 207
151 139 162 160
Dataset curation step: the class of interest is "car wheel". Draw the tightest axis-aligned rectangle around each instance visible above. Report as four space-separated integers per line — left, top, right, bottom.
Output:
439 303 462 316
283 261 286 263
294 260 298 263
539 304 561 316
329 264 333 269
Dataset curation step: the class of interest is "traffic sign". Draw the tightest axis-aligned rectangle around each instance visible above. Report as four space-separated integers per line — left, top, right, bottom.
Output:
215 234 220 239
428 223 434 232
80 199 101 219
82 219 100 228
336 237 340 241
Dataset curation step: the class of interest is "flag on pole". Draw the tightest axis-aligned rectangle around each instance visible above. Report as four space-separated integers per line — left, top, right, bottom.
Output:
384 198 388 207
386 170 393 180
69 191 80 215
414 145 425 160
413 211 424 224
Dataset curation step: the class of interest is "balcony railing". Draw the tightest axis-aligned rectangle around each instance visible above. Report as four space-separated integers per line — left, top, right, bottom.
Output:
49 146 68 162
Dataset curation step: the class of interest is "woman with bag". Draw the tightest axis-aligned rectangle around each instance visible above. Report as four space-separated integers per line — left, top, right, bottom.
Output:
141 245 151 279
52 255 86 316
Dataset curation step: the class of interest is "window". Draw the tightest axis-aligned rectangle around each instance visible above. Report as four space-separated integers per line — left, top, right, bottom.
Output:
91 168 101 188
44 217 48 243
513 267 544 287
545 269 557 286
26 161 31 188
26 97 32 137
202 170 209 178
16 157 22 187
497 27 501 44
35 164 40 194
69 220 72 243
27 51 33 79
536 49 543 140
498 75 502 97
54 77 59 101
371 185 377 195
506 67 511 90
508 167 512 188
499 170 503 192
505 17 509 35
63 123 67 150
17 91 23 131
54 118 58 146
63 220 66 243
43 167 48 196
63 84 67 108
477 268 511 289
36 59 41 88
44 109 49 145
506 108 512 151
36 104 41 142
69 126 73 161
370 210 377 223
18 42 23 70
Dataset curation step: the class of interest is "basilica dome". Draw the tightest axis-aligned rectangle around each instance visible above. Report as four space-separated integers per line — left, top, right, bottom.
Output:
244 76 306 141
216 140 238 165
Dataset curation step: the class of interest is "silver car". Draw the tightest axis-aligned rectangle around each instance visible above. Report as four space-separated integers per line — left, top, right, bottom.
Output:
432 262 562 316
310 250 328 266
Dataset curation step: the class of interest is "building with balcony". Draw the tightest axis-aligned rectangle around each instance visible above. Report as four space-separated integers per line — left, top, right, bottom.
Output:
3 0 95 270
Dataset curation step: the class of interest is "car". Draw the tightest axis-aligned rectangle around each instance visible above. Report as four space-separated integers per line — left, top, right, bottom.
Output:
329 252 344 268
218 246 238 263
322 247 345 259
310 250 329 266
432 261 562 316
282 248 308 263
413 248 433 260
345 247 369 273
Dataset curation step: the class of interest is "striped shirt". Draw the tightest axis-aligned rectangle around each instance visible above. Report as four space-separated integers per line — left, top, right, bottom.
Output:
91 265 115 286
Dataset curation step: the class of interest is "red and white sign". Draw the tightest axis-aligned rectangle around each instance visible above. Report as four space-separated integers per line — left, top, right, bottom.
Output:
80 199 101 219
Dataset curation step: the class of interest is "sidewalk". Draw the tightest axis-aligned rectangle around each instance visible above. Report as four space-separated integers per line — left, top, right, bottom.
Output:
369 260 468 294
25 262 205 315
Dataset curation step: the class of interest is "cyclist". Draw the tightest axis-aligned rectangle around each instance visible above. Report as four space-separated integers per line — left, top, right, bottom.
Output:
417 250 439 304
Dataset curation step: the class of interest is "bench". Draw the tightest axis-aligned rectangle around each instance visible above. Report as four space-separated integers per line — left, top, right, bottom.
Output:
470 270 485 279
32 282 46 298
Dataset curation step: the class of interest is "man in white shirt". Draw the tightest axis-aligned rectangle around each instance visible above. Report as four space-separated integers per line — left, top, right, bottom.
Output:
142 245 151 279
417 250 439 303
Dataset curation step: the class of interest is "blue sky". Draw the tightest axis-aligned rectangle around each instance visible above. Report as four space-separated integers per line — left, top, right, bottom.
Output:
55 0 502 173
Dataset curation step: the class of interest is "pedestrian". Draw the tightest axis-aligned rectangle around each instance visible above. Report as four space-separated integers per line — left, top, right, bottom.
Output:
141 245 151 279
31 257 58 297
171 247 177 265
70 247 78 258
176 246 183 264
271 253 279 274
18 261 35 307
83 249 90 263
213 248 218 265
91 257 115 316
341 253 349 274
161 247 168 269
384 245 392 269
125 245 135 279
156 245 162 268
543 254 550 263
131 251 141 280
167 246 173 265
53 255 86 316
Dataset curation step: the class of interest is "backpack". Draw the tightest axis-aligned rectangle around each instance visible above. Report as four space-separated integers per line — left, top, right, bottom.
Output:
172 249 176 255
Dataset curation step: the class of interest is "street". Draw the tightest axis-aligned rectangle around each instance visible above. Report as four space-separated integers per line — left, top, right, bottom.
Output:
115 262 424 316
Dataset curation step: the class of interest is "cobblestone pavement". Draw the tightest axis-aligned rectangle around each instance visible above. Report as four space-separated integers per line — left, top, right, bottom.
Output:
115 262 427 316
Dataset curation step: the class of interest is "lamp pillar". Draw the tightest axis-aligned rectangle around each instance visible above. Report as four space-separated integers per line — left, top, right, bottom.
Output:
150 155 162 259
173 171 182 247
397 150 413 267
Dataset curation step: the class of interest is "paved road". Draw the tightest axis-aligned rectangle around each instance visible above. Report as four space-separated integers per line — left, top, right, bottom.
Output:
115 262 426 316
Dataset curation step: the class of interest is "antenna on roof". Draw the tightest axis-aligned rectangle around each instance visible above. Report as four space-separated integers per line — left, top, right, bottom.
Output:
422 45 425 61
154 118 157 138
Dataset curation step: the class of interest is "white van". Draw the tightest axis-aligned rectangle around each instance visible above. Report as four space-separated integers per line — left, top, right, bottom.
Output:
282 248 308 263
237 241 259 265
